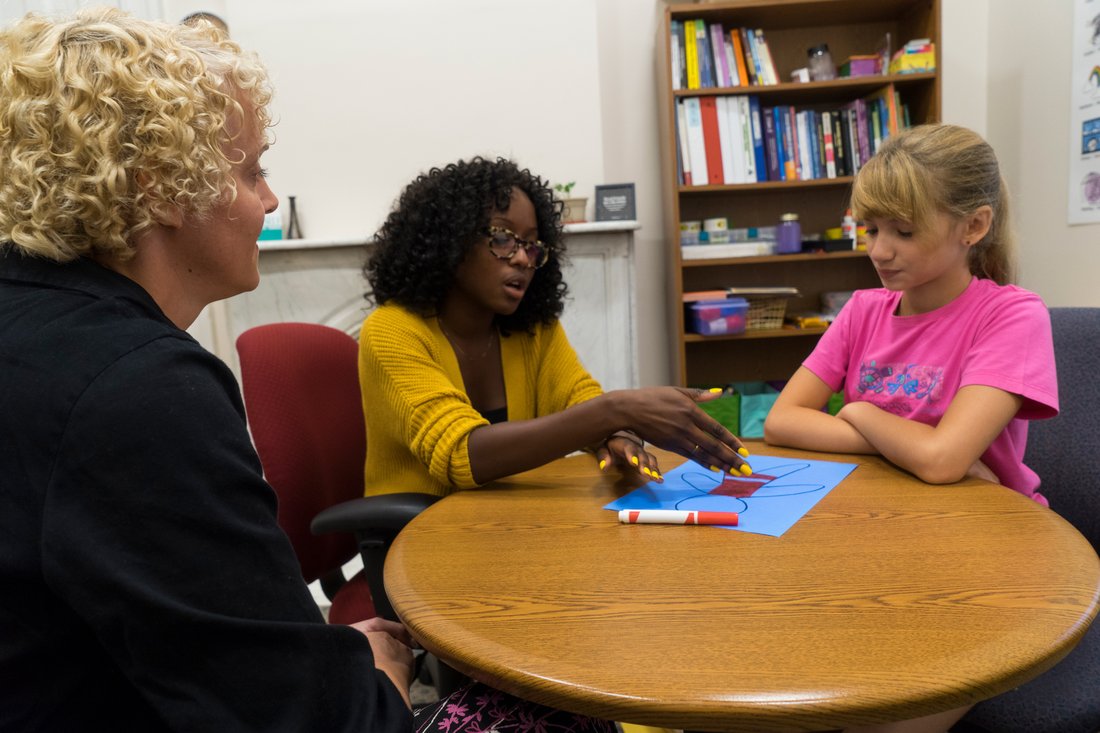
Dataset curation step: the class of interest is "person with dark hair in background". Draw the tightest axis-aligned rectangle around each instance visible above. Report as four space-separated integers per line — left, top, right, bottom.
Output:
361 157 750 498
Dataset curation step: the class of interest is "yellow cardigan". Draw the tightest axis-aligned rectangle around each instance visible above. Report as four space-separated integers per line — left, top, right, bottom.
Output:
358 303 603 497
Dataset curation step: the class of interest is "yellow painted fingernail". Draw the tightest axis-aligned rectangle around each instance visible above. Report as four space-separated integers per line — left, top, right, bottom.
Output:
631 456 639 466
738 447 750 457
710 465 721 472
599 459 607 470
740 463 753 475
708 387 722 393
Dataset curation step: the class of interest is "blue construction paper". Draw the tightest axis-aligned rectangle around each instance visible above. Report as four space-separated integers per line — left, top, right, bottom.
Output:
605 454 857 537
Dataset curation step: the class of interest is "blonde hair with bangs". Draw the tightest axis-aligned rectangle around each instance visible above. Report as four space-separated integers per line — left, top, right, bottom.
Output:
850 123 1016 285
0 7 272 262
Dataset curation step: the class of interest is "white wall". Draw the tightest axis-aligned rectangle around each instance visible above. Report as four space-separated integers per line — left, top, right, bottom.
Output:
166 0 605 243
985 0 1100 305
8 0 1095 384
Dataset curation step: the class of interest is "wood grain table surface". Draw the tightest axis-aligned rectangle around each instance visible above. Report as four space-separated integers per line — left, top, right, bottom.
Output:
384 442 1100 732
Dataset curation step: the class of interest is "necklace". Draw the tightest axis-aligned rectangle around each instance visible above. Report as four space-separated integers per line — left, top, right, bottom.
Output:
438 318 495 359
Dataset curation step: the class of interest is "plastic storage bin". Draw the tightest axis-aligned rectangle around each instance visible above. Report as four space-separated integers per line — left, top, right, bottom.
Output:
688 298 749 336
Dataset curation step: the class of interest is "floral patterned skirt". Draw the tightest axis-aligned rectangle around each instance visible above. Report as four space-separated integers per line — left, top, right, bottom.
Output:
414 682 618 733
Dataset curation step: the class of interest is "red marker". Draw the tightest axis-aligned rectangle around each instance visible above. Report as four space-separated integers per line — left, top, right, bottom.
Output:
618 509 739 525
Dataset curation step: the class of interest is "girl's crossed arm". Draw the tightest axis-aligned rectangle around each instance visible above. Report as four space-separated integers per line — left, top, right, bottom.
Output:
766 366 1022 485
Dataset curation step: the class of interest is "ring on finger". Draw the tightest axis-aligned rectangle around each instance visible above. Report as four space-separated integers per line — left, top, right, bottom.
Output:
690 443 700 456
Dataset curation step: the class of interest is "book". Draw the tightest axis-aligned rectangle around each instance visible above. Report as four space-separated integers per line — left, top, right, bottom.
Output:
674 108 684 185
736 96 754 182
709 23 731 87
684 20 699 90
811 110 824 179
695 19 714 88
830 109 848 177
783 106 799 180
730 96 751 183
681 242 773 260
726 286 800 298
682 97 708 185
741 27 762 86
869 102 882 153
853 98 872 163
747 96 767 183
821 110 836 178
865 83 900 138
771 106 788 180
761 106 781 181
682 289 733 302
670 20 682 90
729 30 750 88
716 97 737 184
675 100 692 185
754 29 779 85
841 105 860 173
723 35 740 87
698 96 725 184
796 110 813 181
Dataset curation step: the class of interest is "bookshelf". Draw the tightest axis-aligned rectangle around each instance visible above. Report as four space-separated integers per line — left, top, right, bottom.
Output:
658 0 941 386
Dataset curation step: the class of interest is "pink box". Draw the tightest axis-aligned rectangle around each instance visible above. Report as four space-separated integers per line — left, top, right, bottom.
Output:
688 298 749 336
840 55 879 77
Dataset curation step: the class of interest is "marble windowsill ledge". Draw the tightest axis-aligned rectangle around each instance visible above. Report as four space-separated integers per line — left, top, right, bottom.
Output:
257 220 641 252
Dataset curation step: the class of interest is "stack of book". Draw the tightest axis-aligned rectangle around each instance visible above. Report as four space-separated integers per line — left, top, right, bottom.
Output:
683 286 800 302
669 20 780 90
676 84 909 186
889 38 935 74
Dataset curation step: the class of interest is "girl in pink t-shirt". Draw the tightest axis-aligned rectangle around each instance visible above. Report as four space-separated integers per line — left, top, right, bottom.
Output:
765 125 1059 732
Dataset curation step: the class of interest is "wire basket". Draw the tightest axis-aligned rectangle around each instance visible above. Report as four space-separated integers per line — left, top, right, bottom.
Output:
745 297 789 330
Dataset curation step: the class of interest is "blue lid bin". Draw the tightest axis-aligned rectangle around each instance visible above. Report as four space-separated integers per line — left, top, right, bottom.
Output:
688 297 749 336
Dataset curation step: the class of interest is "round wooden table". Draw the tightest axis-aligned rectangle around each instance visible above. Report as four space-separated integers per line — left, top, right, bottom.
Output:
385 443 1100 732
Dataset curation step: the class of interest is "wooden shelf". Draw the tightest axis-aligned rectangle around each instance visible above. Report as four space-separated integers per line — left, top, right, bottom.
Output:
673 72 936 104
659 0 941 385
682 250 867 267
684 326 827 342
678 176 854 194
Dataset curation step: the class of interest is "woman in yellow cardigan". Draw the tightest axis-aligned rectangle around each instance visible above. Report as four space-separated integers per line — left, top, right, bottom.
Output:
360 157 749 497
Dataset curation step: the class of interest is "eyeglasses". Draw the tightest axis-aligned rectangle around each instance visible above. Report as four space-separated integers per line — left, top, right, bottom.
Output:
485 226 550 269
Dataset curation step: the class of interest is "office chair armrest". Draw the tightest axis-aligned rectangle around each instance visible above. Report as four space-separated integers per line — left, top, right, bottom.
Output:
311 492 439 622
310 492 439 537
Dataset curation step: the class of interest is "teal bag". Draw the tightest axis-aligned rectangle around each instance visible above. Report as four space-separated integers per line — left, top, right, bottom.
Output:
731 381 780 438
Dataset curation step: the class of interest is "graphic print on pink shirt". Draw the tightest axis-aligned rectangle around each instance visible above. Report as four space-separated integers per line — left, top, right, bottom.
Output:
857 360 946 417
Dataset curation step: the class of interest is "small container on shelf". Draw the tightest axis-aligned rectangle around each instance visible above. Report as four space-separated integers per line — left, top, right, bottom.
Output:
841 209 858 249
688 298 749 336
680 220 702 246
703 217 730 244
776 213 802 254
806 44 837 81
839 55 880 78
745 297 790 330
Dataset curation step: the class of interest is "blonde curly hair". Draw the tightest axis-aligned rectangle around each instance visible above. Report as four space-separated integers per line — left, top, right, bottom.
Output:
0 7 272 262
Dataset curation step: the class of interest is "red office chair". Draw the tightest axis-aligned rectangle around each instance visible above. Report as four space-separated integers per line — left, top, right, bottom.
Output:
236 322 437 625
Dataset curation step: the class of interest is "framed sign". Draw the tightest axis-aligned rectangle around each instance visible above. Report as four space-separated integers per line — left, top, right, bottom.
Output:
594 183 636 222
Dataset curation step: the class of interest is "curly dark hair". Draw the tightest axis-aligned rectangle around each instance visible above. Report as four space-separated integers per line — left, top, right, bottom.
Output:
364 157 568 333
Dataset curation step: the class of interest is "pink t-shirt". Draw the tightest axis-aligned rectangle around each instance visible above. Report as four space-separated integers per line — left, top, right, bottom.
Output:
803 277 1059 504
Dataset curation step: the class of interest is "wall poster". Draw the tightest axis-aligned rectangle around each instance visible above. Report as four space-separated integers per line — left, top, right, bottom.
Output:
1070 0 1100 224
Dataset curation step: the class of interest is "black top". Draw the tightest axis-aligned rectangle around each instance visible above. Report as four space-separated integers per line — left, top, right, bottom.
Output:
479 405 508 425
0 249 413 732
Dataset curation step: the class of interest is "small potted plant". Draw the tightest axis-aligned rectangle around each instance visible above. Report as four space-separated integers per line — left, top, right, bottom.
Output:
554 181 587 224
